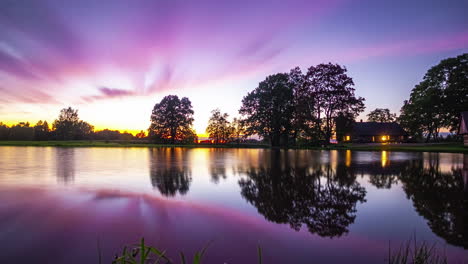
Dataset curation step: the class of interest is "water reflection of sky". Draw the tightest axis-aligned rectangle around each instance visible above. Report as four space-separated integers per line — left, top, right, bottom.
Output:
0 147 466 263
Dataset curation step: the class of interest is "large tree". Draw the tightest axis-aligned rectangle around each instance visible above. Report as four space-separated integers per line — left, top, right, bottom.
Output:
399 53 468 141
289 66 317 142
398 81 444 142
305 63 365 143
239 73 295 147
206 109 233 144
426 53 468 131
53 107 94 140
149 95 195 144
367 108 397 122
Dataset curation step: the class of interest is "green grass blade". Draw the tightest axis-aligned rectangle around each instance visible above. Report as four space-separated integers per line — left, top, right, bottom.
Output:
140 238 145 264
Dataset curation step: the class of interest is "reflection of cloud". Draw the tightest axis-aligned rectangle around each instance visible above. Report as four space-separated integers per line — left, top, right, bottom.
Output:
93 190 131 201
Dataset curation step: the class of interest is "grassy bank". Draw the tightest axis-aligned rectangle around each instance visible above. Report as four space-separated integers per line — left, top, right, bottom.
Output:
0 140 270 149
0 141 466 153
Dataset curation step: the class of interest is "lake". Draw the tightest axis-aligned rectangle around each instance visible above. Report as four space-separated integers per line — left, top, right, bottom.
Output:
0 147 466 263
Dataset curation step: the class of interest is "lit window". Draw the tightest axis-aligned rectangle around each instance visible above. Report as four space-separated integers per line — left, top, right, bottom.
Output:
345 136 350 141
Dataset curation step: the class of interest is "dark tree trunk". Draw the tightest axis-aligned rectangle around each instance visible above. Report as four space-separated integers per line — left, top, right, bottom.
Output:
425 132 432 143
271 133 281 147
171 128 176 144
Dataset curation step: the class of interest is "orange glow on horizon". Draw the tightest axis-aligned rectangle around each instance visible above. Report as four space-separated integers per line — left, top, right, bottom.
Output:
0 120 211 138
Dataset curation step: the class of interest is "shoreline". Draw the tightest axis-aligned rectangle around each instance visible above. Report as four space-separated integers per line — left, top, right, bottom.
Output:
0 141 466 153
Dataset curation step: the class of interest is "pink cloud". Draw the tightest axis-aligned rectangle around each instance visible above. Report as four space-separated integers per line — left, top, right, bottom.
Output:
82 86 136 102
338 31 468 63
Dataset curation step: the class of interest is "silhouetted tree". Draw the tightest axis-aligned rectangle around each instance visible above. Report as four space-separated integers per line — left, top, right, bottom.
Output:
428 54 468 132
33 120 50 140
149 95 195 144
93 129 133 140
239 73 295 147
399 157 467 249
0 122 9 140
206 109 233 144
305 63 365 143
398 81 444 142
289 66 318 143
399 53 468 141
53 107 94 140
238 151 366 237
367 108 397 122
149 148 192 196
120 131 134 141
9 122 34 140
231 117 245 144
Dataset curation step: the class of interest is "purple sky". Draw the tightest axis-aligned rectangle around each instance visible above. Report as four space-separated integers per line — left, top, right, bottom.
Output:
0 0 467 134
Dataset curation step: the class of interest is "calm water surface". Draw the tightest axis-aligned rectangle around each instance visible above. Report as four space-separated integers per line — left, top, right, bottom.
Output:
0 147 467 263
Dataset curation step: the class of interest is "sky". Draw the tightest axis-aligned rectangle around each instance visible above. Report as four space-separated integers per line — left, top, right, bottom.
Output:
0 0 467 136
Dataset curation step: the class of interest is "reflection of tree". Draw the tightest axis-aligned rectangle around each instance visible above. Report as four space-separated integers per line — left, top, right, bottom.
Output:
358 162 403 189
238 151 366 238
399 156 468 249
56 148 75 184
346 151 408 189
149 148 191 197
209 149 228 184
210 166 226 184
368 173 398 189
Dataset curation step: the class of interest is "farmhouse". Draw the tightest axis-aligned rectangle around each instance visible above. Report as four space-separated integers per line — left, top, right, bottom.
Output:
458 111 468 146
342 121 408 143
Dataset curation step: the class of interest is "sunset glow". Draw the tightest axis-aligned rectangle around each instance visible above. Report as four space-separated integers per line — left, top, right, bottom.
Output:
1 0 467 135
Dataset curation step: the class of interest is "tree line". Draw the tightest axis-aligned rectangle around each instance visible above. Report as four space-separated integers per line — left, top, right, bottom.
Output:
2 54 466 144
122 54 468 146
0 107 145 141
149 63 365 146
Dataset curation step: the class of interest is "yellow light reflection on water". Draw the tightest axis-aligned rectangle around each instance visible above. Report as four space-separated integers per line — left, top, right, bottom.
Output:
381 151 389 167
345 150 351 167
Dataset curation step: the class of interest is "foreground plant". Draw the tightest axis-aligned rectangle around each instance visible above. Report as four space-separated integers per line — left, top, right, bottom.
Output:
388 237 448 264
108 236 452 264
110 238 215 264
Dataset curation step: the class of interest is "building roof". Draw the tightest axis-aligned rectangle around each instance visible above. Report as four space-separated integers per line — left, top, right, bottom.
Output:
459 111 468 135
352 122 408 136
